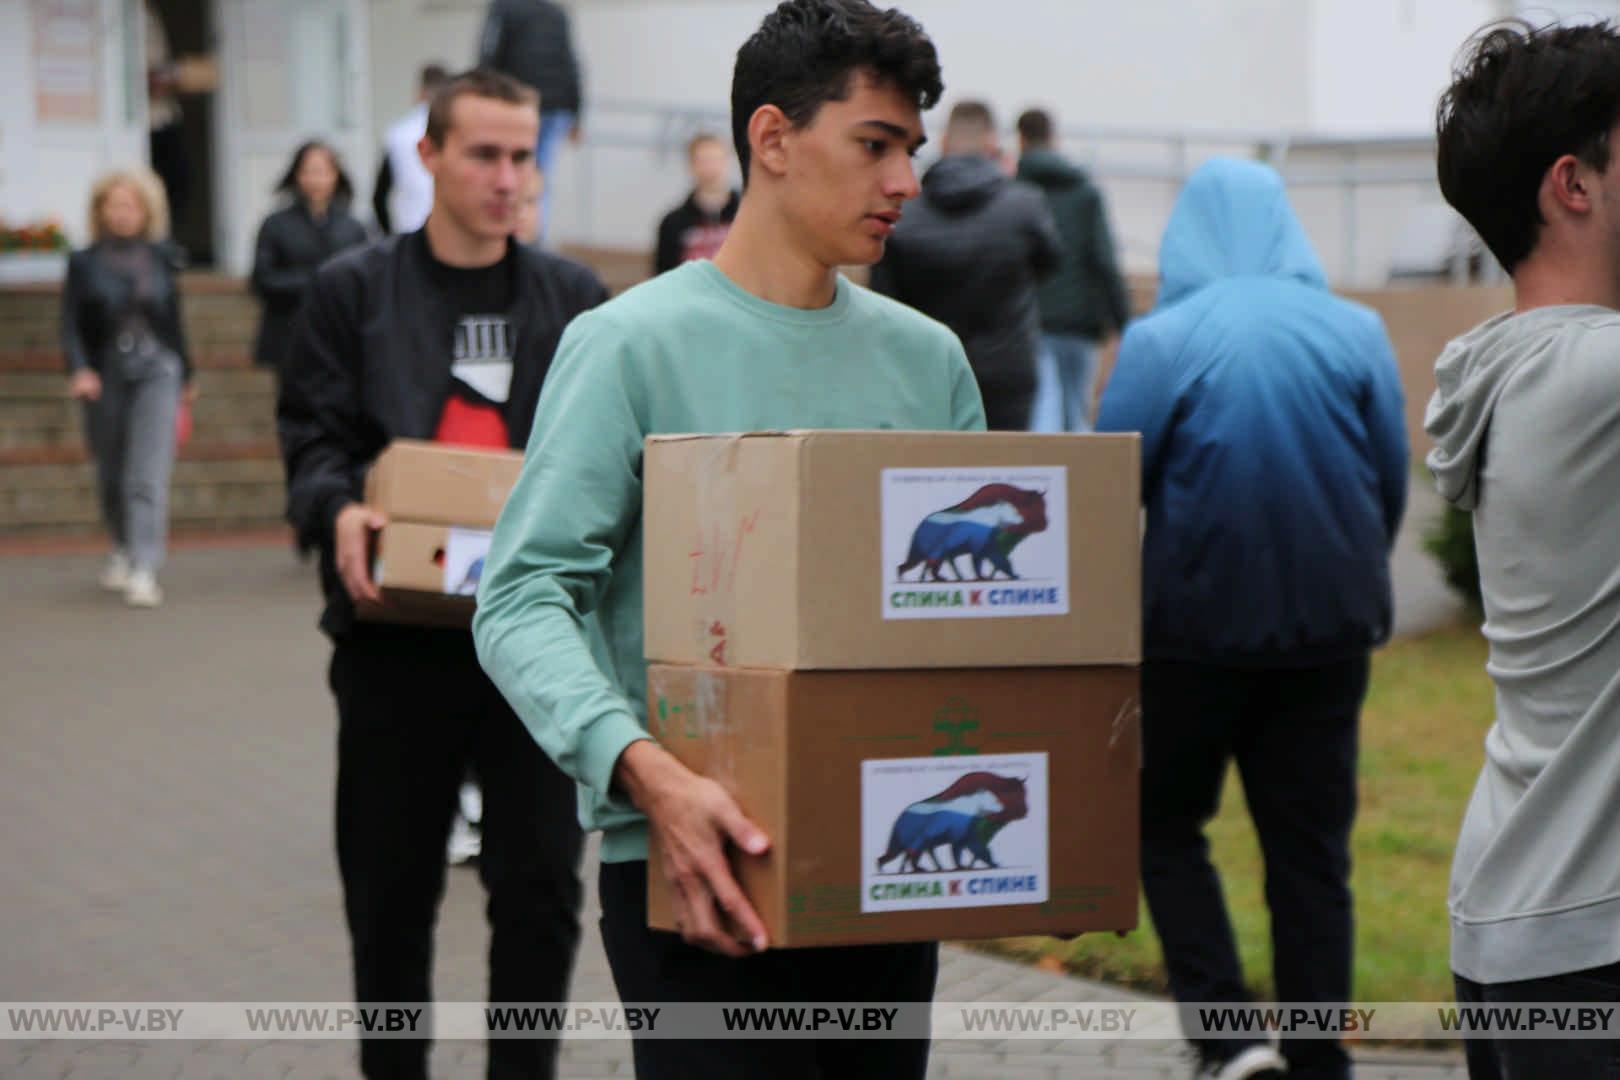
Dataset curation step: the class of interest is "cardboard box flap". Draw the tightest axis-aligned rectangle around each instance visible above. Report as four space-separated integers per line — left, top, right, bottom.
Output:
364 439 524 528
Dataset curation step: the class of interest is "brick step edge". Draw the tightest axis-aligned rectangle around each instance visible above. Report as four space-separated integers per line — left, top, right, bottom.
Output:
0 439 281 467
0 524 294 556
0 348 257 373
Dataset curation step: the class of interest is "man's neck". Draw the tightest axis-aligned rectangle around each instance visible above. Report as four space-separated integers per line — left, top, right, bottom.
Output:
423 211 507 269
710 197 839 310
1513 246 1620 313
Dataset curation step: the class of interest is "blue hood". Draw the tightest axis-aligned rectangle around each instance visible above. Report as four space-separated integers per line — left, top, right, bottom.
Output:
1156 157 1326 309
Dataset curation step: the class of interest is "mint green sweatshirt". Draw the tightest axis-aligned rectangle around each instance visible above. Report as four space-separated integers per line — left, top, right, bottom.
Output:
473 260 986 863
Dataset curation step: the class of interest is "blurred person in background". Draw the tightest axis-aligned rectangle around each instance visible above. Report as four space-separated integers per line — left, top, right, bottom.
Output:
1099 158 1407 1080
653 132 740 274
511 165 544 247
61 169 196 609
251 141 368 376
1016 107 1130 432
478 0 584 246
373 64 450 236
871 100 1060 429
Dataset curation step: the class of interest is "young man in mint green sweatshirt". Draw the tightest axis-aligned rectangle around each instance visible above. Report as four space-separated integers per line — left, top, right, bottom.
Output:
473 1 983 1075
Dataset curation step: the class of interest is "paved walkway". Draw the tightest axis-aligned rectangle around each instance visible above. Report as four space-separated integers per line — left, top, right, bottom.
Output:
0 491 1464 1079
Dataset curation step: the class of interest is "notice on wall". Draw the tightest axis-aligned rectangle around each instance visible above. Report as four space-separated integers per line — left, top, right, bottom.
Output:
33 0 101 125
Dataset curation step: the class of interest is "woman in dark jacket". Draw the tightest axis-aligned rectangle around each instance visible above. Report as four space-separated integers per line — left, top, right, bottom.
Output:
250 141 368 372
62 168 194 608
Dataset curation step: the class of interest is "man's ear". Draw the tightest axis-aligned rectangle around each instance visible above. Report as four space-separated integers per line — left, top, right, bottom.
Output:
417 134 439 175
748 104 792 179
1546 153 1595 216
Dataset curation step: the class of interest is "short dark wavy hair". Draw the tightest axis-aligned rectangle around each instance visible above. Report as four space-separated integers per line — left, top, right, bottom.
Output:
1437 20 1620 273
731 0 944 180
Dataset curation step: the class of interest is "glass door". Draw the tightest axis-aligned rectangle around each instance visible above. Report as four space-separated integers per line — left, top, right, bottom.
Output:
213 0 372 272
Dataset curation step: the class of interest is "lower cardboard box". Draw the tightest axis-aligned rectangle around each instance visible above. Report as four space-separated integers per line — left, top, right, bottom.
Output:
645 664 1140 948
362 520 493 629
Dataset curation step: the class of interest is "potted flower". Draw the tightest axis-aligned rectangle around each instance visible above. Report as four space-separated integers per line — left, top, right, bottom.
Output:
0 219 71 284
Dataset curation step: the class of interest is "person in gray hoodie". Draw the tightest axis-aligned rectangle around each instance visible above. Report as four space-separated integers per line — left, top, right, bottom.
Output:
1428 21 1620 1078
871 100 1061 429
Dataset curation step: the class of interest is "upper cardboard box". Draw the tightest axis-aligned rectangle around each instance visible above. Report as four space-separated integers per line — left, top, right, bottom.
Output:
364 439 524 529
643 430 1141 669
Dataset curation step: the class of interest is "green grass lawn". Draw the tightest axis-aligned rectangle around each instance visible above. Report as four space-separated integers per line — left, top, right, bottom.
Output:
979 623 1495 1003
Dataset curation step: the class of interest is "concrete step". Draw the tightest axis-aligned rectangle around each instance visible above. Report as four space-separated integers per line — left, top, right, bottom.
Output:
0 368 278 452
1 453 286 535
0 253 650 538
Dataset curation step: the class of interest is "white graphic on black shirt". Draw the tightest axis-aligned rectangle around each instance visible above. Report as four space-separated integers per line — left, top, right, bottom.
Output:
451 315 513 404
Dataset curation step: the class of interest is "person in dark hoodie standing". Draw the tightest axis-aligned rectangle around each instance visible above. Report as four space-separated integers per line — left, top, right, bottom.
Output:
277 69 606 1080
251 141 368 375
1098 158 1407 1080
871 100 1060 429
1427 22 1620 1080
478 0 584 246
1016 108 1130 432
653 132 740 274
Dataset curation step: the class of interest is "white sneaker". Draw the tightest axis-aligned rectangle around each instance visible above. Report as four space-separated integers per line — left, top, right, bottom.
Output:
99 551 131 592
447 813 482 865
124 570 163 608
1194 1044 1287 1080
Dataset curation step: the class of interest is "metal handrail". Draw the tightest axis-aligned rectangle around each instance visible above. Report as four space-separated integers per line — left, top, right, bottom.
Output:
573 100 1482 284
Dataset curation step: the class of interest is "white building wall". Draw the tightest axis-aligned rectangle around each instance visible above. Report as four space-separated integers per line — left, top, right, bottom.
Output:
6 0 1608 280
1308 0 1508 136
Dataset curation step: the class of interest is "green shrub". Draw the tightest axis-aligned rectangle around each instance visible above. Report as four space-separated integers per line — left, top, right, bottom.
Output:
1424 504 1482 612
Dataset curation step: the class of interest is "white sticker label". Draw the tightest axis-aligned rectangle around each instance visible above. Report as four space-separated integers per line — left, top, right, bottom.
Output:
881 466 1069 619
442 527 493 596
861 752 1049 913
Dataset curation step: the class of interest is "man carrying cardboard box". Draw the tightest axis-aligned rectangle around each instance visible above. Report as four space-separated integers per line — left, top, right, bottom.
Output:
473 2 983 1076
277 67 607 1080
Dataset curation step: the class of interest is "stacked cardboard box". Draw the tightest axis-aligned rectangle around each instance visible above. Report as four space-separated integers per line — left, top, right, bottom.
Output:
361 439 524 628
641 430 1143 947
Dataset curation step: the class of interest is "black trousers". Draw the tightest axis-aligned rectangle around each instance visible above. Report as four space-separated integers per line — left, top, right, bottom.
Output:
975 369 1038 432
1455 961 1620 1079
1140 656 1368 1080
598 859 938 1079
330 627 585 1080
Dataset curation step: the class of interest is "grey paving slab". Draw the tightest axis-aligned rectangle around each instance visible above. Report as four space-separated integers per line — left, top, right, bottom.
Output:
0 544 1466 1079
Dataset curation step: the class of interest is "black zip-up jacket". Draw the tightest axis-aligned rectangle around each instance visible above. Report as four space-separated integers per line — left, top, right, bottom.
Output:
276 229 607 636
250 199 368 371
60 239 192 381
870 154 1060 386
478 0 583 115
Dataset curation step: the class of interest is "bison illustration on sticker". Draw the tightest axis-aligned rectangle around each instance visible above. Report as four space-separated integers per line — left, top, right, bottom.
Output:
895 483 1048 582
875 770 1029 874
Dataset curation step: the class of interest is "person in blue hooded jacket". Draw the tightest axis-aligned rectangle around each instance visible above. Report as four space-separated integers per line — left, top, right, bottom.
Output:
1097 157 1407 1080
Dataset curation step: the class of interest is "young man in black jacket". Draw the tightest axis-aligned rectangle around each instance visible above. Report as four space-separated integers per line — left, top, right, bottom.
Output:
871 100 1061 430
653 133 740 274
277 68 607 1080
